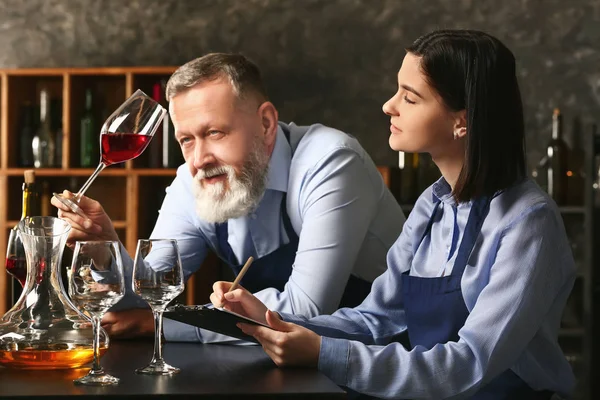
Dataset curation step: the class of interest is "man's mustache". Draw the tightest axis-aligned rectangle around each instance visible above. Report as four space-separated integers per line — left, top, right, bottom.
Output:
196 166 231 179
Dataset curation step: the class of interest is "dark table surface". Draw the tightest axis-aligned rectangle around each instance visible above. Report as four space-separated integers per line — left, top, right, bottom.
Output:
0 340 346 399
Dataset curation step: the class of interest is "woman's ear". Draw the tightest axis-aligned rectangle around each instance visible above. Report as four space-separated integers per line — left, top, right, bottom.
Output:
258 101 279 152
453 110 467 140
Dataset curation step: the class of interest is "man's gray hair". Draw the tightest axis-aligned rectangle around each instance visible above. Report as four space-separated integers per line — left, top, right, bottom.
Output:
165 53 269 102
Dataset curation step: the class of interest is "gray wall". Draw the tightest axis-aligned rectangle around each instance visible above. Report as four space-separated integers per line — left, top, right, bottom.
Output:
1 0 598 168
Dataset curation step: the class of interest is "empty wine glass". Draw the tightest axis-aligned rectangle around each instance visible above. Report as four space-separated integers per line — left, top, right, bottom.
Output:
69 241 125 386
53 89 167 218
133 239 184 375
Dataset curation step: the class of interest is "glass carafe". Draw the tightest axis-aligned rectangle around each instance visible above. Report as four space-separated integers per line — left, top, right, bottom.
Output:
0 216 109 369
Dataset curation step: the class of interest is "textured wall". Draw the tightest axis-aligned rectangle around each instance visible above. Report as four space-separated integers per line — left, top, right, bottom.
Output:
0 0 598 168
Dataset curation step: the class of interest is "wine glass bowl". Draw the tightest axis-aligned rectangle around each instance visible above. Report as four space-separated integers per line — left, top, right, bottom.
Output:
133 239 184 375
68 240 125 386
5 229 27 288
53 89 166 218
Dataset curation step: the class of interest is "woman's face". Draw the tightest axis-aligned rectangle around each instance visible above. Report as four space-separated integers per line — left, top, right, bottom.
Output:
382 53 461 158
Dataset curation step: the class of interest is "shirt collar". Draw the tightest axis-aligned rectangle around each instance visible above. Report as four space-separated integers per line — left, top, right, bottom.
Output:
265 126 291 193
431 176 456 205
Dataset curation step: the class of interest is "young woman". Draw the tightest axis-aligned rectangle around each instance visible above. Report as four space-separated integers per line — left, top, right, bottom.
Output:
210 30 576 399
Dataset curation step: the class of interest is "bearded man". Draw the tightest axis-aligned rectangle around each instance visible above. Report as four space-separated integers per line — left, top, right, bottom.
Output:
52 53 405 343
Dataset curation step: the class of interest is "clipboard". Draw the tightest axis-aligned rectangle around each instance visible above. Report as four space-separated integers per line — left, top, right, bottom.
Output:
164 304 270 343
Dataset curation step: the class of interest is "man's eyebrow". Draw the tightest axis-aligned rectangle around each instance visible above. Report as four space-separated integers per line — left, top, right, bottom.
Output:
400 84 424 99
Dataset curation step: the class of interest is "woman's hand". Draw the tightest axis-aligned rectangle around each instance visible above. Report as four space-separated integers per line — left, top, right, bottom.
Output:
239 310 321 368
51 190 119 246
210 281 269 325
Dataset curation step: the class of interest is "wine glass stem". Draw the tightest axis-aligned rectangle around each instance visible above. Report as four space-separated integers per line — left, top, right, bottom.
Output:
91 315 103 373
75 163 107 201
152 309 165 362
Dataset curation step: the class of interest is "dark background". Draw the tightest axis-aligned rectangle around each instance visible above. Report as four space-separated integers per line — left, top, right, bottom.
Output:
0 0 598 168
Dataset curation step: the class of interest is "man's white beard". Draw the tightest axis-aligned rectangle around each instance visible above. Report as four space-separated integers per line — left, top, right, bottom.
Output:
191 139 269 224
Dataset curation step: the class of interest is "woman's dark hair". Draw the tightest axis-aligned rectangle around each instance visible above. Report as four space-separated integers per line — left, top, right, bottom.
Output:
407 30 526 202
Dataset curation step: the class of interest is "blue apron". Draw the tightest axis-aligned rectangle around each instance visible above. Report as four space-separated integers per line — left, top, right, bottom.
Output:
401 196 553 399
214 127 371 309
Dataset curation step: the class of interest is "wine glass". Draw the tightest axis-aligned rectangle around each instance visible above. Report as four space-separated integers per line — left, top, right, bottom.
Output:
133 239 184 375
53 89 167 218
69 241 125 386
5 229 26 288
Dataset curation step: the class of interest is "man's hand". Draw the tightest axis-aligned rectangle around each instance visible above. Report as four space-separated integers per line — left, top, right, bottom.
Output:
239 310 321 368
101 309 154 339
51 190 119 246
210 281 269 325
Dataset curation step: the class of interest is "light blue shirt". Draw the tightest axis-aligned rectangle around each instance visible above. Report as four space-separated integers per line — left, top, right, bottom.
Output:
115 122 405 343
284 177 576 399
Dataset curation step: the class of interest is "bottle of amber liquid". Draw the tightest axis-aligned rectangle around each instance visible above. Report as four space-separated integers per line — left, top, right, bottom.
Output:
5 170 40 305
546 108 568 205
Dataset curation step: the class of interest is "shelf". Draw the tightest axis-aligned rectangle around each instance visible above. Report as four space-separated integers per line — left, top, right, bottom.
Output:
3 168 177 177
134 169 177 176
2 67 178 76
5 220 127 229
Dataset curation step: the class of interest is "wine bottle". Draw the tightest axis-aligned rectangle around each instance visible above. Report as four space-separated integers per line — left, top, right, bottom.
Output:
80 89 98 167
6 170 40 304
546 108 568 205
160 79 183 168
31 89 56 168
51 98 63 168
567 117 585 205
18 102 36 167
148 83 164 168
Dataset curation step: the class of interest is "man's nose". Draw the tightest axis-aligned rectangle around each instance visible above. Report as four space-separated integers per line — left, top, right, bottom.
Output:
192 142 214 171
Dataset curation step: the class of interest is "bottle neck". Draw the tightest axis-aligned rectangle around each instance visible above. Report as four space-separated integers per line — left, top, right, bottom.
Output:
85 89 93 111
39 90 49 124
21 183 39 220
552 114 562 140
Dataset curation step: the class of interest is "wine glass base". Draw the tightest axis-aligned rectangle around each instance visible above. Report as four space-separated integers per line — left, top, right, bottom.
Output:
53 193 88 219
136 361 180 375
74 372 120 386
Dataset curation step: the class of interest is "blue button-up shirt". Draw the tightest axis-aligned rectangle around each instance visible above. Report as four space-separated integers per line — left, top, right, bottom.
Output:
115 122 405 343
284 177 576 399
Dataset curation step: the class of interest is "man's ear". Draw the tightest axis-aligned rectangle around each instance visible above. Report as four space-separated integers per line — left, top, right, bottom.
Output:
453 109 467 139
258 101 279 152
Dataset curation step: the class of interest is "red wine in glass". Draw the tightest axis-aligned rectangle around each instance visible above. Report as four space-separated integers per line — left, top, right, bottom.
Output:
5 256 26 287
101 134 152 166
53 89 166 218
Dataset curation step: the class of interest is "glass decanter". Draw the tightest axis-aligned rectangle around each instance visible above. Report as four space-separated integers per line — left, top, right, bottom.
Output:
0 216 109 369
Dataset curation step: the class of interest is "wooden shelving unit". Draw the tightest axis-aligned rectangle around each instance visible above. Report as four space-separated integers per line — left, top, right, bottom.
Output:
0 66 195 314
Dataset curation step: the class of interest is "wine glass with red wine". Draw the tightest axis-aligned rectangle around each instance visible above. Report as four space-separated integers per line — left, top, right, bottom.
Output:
53 89 167 218
5 229 27 301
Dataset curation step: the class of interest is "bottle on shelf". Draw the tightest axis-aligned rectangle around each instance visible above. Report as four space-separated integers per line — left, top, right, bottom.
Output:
546 108 569 205
80 88 98 168
592 124 600 207
567 117 585 206
148 80 183 169
51 97 63 168
17 102 36 167
31 88 56 168
160 79 184 169
148 82 164 168
6 170 41 305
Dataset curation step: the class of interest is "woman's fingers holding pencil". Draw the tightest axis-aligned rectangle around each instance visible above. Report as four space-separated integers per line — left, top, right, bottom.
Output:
210 282 269 325
210 281 234 307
